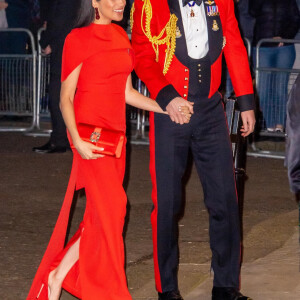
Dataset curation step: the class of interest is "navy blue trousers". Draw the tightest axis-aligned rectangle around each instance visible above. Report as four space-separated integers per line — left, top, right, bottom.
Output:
149 93 241 292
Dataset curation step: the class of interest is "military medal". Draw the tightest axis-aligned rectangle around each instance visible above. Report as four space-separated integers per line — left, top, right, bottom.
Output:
206 5 219 16
188 1 196 17
205 0 215 4
176 26 182 38
212 20 219 31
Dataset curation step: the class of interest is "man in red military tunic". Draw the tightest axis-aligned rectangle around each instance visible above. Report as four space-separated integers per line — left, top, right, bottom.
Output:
131 0 255 299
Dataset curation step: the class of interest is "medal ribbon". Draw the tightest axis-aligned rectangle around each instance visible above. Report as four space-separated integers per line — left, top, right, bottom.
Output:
183 0 203 7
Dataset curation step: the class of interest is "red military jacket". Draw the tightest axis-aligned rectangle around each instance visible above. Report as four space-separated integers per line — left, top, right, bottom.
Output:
131 0 254 111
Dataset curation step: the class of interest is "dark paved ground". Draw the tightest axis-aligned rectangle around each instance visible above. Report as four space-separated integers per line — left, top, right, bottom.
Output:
0 132 297 300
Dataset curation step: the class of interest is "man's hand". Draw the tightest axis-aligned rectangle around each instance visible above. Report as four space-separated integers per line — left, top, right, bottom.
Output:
42 45 52 55
240 110 255 137
166 97 194 124
0 2 8 10
273 36 284 47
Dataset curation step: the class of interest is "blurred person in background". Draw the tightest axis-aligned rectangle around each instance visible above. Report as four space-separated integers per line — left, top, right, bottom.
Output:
234 0 255 43
28 0 42 38
0 1 8 28
0 1 8 54
0 0 30 54
38 0 51 25
224 0 255 99
32 0 81 153
250 0 300 132
5 0 31 53
0 0 31 109
285 74 300 204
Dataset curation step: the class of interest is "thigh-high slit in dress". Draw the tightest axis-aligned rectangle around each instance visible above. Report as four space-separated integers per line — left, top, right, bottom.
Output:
27 23 134 300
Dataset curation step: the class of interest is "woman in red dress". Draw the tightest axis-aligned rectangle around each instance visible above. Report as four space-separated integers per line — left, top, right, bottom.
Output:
27 0 193 300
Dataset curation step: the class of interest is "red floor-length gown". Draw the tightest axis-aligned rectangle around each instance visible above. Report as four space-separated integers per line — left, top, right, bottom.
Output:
27 23 134 300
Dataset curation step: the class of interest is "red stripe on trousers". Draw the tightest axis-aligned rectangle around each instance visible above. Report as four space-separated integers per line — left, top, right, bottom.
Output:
149 112 162 293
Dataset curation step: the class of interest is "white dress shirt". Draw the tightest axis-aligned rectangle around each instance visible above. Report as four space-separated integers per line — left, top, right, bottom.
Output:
178 0 209 59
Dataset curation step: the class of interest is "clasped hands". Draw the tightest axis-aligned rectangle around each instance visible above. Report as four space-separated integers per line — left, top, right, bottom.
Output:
165 97 194 124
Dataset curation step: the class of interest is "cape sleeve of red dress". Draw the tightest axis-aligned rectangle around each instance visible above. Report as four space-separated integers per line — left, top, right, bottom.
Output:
61 29 89 82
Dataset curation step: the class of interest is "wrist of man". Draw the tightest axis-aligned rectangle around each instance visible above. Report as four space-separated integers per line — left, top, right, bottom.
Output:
156 85 181 111
236 94 255 112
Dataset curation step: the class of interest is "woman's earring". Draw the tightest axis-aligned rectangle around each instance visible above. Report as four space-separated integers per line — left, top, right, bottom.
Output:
95 7 100 20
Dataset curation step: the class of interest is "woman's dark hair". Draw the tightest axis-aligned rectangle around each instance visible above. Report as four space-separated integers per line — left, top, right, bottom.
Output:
74 0 100 28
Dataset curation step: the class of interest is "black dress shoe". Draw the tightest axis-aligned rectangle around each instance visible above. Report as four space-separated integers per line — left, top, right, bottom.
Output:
32 141 67 154
212 287 252 300
158 290 183 300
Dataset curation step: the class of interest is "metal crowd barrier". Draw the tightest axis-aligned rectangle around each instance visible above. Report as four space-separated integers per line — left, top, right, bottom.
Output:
129 79 150 144
224 98 247 211
28 27 52 136
244 38 251 58
0 28 37 132
248 39 300 159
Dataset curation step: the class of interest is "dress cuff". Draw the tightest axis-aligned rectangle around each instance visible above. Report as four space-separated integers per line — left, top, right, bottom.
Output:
156 85 180 111
236 94 255 112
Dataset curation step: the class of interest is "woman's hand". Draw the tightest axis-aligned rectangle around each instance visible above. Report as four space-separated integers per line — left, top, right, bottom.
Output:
178 103 193 123
74 139 105 160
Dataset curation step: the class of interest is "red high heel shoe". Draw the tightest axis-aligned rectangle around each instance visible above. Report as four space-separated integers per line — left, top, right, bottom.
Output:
35 265 59 299
30 225 83 300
